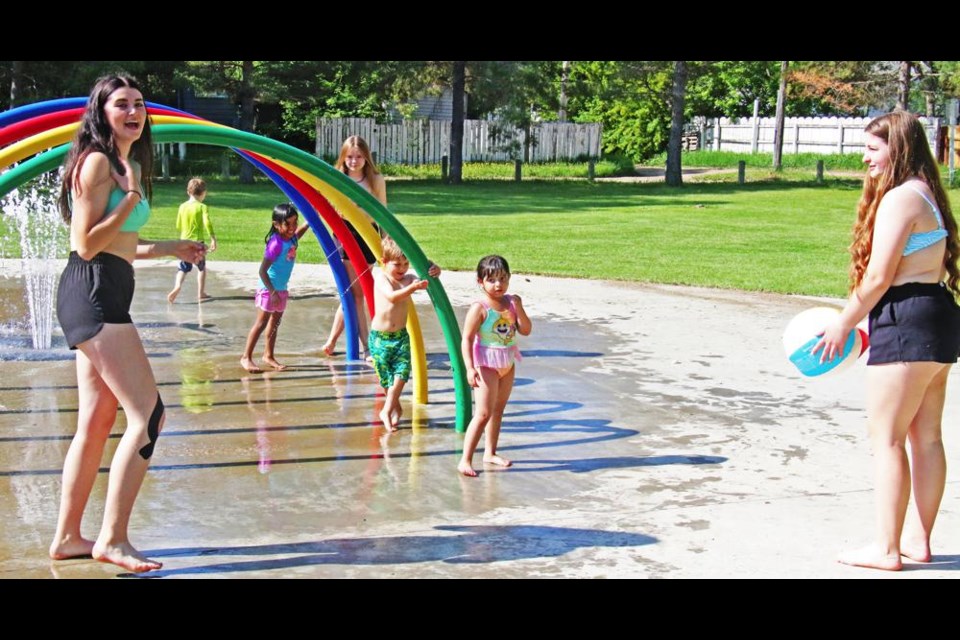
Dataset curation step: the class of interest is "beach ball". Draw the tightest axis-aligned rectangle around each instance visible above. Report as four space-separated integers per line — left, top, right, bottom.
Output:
783 306 864 377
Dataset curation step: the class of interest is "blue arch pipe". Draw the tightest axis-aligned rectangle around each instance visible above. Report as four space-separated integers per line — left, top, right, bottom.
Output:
239 151 361 357
1 97 367 361
0 98 193 128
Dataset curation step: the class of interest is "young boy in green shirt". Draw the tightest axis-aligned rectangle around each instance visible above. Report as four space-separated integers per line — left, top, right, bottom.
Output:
168 178 218 303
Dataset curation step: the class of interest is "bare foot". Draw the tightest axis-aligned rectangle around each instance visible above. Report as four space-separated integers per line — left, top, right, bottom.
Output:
49 535 95 561
92 541 162 573
380 408 398 432
263 357 288 371
457 461 478 477
837 545 902 571
167 288 179 304
900 538 932 563
321 342 335 357
199 293 212 302
240 357 263 374
483 454 513 467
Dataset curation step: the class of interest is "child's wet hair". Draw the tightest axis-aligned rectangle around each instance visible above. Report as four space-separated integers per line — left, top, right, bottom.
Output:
265 202 299 243
476 254 510 280
381 235 406 263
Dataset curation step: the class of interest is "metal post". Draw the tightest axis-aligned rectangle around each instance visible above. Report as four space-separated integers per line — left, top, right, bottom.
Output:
514 159 522 182
441 154 448 181
816 159 824 184
738 160 746 184
588 158 595 181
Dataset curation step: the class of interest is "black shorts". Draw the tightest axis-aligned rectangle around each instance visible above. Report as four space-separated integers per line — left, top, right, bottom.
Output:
56 251 135 349
338 219 378 265
867 282 960 365
179 259 206 273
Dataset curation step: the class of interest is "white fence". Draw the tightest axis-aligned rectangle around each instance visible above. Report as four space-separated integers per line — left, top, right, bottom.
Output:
702 116 942 156
316 118 602 164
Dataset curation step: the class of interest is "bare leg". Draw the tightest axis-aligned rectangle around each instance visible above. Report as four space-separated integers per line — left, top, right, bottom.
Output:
379 377 405 432
322 260 360 355
68 325 165 573
321 305 343 356
241 309 270 373
167 270 186 304
262 311 287 370
838 362 943 571
483 365 514 467
457 367 499 477
49 351 118 560
198 268 211 300
901 365 950 562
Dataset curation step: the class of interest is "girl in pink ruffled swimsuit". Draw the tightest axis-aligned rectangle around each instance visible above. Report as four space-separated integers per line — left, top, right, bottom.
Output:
457 255 533 477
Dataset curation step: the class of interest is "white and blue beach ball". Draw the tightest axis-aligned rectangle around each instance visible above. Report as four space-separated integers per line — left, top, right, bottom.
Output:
783 307 864 377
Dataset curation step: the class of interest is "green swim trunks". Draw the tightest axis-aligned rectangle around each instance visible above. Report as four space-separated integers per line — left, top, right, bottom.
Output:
368 328 411 388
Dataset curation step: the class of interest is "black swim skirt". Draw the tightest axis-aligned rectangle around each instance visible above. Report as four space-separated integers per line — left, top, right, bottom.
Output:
867 282 960 365
56 251 135 349
338 219 378 265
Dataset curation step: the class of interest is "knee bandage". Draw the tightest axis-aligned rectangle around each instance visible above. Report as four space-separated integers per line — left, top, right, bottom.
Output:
138 393 164 460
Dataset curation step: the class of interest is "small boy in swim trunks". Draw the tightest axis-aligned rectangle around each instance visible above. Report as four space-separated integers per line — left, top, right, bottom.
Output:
368 236 441 432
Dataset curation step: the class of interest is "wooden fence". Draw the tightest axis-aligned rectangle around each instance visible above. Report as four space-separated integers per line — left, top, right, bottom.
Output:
316 118 602 164
702 116 942 156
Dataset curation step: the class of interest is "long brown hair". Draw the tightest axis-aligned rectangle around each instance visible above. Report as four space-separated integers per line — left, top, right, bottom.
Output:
58 73 154 223
334 135 380 182
849 110 959 296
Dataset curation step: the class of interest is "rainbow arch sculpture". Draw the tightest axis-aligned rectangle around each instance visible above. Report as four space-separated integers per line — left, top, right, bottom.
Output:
0 98 471 432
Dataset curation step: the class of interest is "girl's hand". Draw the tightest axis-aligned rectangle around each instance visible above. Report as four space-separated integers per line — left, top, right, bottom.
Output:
427 262 441 278
811 319 852 363
501 308 517 325
174 240 206 264
270 290 281 305
111 157 139 194
415 278 429 291
466 366 480 388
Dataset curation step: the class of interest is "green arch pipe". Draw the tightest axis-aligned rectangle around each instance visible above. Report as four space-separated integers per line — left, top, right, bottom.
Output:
0 123 471 432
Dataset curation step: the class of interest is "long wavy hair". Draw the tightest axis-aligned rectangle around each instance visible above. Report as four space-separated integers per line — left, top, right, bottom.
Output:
58 73 154 223
849 110 959 296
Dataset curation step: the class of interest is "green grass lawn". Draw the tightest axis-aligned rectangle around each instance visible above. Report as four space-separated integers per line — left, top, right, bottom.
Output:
5 172 958 299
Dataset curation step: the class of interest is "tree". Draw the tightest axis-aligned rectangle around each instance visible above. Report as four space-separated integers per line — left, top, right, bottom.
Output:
568 61 674 162
449 62 466 184
8 60 22 107
558 61 571 122
0 61 182 111
772 61 789 170
665 61 688 187
897 61 912 110
179 61 265 183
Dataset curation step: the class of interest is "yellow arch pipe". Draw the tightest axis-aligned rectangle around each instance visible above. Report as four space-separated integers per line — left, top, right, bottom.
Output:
0 122 79 169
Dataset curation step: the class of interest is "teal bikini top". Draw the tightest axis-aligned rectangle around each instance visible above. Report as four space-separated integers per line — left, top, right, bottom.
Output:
902 183 947 257
105 187 150 233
